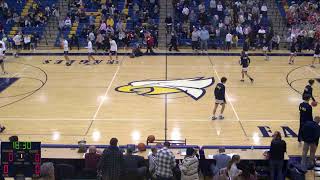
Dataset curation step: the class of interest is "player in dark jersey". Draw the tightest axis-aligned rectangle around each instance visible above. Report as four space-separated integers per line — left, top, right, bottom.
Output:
239 51 254 82
298 95 313 142
302 79 316 102
212 77 227 120
311 43 320 68
289 40 297 64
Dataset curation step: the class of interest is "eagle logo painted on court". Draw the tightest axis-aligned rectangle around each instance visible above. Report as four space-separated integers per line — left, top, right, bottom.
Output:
115 77 215 100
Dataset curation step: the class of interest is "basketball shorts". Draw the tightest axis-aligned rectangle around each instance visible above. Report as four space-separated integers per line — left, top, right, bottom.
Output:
215 99 225 104
263 46 268 51
314 54 320 58
110 51 117 55
64 51 69 55
242 67 248 72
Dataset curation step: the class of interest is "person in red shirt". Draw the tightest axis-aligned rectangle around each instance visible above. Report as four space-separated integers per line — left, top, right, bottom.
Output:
145 34 155 54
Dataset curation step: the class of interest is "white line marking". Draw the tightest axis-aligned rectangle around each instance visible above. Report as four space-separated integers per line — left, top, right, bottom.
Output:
306 66 320 76
91 66 120 120
0 118 298 122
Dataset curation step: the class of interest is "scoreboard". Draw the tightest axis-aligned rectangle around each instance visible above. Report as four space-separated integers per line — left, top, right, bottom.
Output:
1 142 41 177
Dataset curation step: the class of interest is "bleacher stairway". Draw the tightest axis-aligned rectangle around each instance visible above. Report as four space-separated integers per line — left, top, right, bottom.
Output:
266 0 288 48
38 0 69 49
158 0 173 48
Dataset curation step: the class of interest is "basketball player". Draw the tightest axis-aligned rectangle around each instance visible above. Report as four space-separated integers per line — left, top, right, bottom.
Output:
289 40 297 64
302 79 316 102
0 43 7 74
13 32 22 57
109 37 118 60
298 95 313 142
87 39 95 61
311 43 320 68
62 38 71 66
212 77 227 120
0 38 6 54
239 51 254 82
262 38 269 61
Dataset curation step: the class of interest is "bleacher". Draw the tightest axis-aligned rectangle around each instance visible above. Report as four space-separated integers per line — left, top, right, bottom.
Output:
0 0 57 43
174 0 271 48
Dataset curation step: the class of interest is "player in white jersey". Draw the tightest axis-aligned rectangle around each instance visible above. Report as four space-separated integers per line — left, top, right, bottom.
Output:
109 37 118 60
87 39 95 61
13 32 22 57
62 38 71 66
0 43 7 74
0 39 6 53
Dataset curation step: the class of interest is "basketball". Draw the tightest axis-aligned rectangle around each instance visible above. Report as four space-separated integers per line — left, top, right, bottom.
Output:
137 143 146 151
311 101 318 107
147 135 155 143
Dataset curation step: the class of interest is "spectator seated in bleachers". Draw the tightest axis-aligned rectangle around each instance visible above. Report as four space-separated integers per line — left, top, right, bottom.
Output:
210 147 231 176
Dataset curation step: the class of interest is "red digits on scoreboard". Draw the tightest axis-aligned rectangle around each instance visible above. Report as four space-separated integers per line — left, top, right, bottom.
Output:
35 164 40 175
8 152 13 162
35 153 40 162
3 164 8 174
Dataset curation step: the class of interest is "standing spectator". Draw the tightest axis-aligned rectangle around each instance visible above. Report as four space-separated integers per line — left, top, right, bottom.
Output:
99 22 107 34
191 27 199 54
301 116 320 169
122 147 147 179
298 95 313 142
155 142 176 180
210 147 231 176
148 147 158 180
227 155 242 179
199 27 209 54
179 147 199 180
64 17 72 28
198 2 206 15
269 131 287 180
169 33 179 52
225 32 232 51
272 33 280 50
84 146 101 176
145 34 155 54
96 33 104 50
98 138 123 180
23 35 31 50
13 32 22 57
165 15 173 33
70 34 79 50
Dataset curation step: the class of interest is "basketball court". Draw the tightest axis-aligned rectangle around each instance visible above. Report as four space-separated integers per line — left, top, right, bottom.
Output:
0 52 319 156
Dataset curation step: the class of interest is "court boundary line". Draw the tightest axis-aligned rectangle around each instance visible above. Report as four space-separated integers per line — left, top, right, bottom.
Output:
83 55 126 136
207 56 249 138
0 118 298 122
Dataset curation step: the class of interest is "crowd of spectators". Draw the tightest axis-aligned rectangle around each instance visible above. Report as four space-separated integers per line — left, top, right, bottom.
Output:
285 1 320 51
60 0 160 52
170 0 274 52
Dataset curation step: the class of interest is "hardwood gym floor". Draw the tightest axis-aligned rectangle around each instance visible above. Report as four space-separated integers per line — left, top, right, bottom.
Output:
0 52 319 156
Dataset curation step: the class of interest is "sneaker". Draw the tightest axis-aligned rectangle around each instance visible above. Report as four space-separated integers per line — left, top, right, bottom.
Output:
218 115 224 120
212 116 217 120
240 79 244 82
311 64 316 68
250 78 254 83
66 63 71 66
3 71 8 75
0 126 5 133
